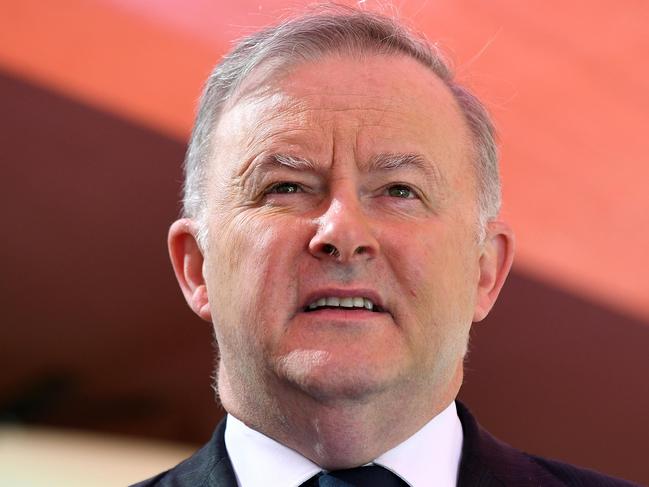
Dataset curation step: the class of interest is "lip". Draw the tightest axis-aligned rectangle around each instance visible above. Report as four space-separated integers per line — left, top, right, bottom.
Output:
300 288 388 314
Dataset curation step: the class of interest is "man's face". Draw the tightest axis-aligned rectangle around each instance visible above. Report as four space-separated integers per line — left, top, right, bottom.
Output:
202 54 485 411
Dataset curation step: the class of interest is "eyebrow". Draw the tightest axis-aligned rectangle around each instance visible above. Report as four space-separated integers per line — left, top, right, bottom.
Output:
244 153 317 176
367 152 442 184
241 152 442 184
272 153 318 171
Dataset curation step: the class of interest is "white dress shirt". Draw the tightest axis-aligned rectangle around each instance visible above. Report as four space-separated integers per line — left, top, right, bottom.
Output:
224 401 464 487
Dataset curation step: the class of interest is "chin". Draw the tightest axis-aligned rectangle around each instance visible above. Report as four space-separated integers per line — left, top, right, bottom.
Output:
275 348 396 403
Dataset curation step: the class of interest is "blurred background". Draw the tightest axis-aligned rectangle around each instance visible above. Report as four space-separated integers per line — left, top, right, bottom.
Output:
1 0 648 485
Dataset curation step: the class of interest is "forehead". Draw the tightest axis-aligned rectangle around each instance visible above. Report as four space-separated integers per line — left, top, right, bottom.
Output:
212 53 471 177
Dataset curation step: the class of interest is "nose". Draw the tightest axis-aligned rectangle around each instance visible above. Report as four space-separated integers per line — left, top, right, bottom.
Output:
308 196 380 262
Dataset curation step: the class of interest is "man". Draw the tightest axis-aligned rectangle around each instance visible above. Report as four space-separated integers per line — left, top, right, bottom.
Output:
135 6 639 487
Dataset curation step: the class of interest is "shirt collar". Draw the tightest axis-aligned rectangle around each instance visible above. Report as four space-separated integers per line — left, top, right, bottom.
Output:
373 401 463 487
225 414 321 487
225 401 463 487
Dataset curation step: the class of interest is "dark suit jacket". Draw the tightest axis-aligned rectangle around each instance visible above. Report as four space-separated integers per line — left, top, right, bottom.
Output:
132 402 641 486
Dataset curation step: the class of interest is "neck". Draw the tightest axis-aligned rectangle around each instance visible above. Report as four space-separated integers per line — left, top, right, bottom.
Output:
219 363 463 469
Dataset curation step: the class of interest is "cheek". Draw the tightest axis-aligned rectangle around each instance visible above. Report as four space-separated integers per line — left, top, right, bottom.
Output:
205 214 279 360
207 211 305 331
387 223 479 320
216 212 279 281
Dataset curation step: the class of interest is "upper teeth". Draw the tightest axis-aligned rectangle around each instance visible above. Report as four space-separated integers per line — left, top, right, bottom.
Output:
308 296 374 310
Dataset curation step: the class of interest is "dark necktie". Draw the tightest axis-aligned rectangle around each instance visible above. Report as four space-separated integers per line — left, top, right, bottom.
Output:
301 465 409 487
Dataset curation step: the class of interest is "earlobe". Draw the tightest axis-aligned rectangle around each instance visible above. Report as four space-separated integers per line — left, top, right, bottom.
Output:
473 220 515 322
168 218 212 322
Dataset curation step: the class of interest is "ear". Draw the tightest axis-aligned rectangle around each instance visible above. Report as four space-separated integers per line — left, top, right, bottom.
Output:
168 218 212 322
473 220 515 322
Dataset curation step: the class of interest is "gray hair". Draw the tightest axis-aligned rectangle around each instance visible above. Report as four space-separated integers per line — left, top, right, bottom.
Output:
182 5 501 246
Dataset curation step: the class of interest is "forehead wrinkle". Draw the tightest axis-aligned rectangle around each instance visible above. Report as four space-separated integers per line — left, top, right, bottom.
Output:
237 100 326 154
234 85 402 144
266 82 404 117
242 125 317 155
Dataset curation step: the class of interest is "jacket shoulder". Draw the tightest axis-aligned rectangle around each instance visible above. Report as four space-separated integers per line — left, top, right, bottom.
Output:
528 454 643 487
456 402 642 487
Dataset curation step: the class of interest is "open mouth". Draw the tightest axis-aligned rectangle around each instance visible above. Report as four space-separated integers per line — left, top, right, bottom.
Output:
303 296 385 313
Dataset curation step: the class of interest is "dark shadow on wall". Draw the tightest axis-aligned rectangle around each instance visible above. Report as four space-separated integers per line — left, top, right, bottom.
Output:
0 70 220 443
1 71 647 485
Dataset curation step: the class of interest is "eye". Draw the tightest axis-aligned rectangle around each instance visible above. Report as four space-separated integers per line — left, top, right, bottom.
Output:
386 184 417 199
266 182 303 194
